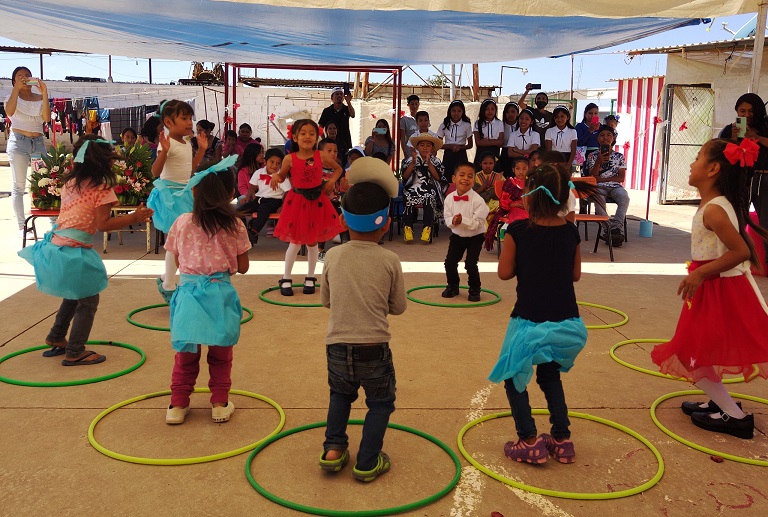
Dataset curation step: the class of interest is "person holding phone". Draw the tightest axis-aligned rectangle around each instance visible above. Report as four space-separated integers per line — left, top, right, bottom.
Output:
575 103 601 163
319 86 356 158
519 83 553 144
720 93 768 265
6 66 51 238
584 125 629 247
364 119 395 164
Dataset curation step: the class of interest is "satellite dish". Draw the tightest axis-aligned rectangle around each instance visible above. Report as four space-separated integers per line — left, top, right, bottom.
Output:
733 14 759 39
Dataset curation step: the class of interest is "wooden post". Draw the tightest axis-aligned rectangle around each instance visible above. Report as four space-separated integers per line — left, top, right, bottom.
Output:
472 64 480 101
353 72 361 98
361 72 369 99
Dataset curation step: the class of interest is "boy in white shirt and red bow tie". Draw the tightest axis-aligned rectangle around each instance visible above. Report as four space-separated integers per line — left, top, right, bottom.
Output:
442 162 489 302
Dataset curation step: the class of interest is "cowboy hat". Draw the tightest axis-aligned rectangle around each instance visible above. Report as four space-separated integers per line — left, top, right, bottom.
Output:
409 132 443 151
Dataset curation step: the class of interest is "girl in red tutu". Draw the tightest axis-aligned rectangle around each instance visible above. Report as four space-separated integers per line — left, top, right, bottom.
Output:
269 119 344 296
651 138 768 439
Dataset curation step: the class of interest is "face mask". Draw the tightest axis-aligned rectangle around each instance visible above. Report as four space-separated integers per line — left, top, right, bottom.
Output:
535 101 547 110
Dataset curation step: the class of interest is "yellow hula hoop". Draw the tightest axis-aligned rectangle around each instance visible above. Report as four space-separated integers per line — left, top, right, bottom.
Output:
577 301 628 329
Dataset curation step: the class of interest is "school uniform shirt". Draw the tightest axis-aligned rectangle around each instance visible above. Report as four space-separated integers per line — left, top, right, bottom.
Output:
158 137 193 183
443 188 489 238
545 126 578 153
503 122 519 147
437 120 473 146
248 166 292 199
506 128 541 152
474 119 504 142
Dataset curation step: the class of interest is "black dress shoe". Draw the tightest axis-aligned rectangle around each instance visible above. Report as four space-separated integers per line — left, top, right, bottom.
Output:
303 277 317 294
279 279 294 296
691 411 754 439
681 399 742 416
468 291 481 302
441 286 459 298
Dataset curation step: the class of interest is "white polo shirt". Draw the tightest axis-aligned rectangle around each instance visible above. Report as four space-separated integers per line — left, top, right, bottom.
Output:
436 120 473 146
545 126 578 153
507 128 541 152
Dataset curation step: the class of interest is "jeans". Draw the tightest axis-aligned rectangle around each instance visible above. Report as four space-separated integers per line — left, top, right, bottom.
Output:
46 295 100 358
170 345 233 407
444 233 484 292
594 184 630 234
324 343 396 471
7 132 46 228
504 361 571 440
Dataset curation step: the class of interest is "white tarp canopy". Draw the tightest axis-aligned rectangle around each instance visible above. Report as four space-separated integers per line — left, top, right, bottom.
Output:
1 0 761 66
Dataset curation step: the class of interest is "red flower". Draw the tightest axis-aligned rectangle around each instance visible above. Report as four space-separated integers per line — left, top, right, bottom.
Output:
136 161 142 168
50 172 57 179
114 185 124 194
125 169 133 177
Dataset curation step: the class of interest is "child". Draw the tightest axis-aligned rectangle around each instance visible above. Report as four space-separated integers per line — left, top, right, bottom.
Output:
500 101 521 177
540 151 580 224
545 105 578 169
319 156 405 482
236 142 264 204
489 164 588 464
319 137 344 259
485 159 529 252
221 130 238 158
473 152 503 222
405 111 440 171
507 108 540 163
120 127 137 149
443 163 489 302
164 160 251 424
436 100 474 179
401 133 445 243
651 138 768 439
18 135 153 364
237 148 288 245
269 119 344 296
473 99 505 169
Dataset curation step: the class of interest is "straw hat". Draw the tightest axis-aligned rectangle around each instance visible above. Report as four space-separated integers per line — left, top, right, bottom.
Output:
409 132 443 151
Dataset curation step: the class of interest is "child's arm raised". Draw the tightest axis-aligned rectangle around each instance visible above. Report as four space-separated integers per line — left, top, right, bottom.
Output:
498 232 517 280
95 203 153 232
191 132 209 172
270 154 293 190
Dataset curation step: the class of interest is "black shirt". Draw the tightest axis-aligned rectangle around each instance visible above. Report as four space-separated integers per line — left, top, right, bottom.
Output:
319 104 352 153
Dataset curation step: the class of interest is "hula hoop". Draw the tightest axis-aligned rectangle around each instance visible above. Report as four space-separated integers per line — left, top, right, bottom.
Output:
0 341 145 387
610 339 745 384
577 301 628 329
259 284 323 308
245 420 461 516
88 387 285 465
126 304 254 331
650 390 768 467
458 410 664 500
406 285 502 308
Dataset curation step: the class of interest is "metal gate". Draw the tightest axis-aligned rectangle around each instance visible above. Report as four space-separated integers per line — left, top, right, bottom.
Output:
658 84 714 204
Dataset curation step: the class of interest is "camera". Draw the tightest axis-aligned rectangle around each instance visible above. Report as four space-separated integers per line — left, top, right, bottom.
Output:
343 82 351 96
600 144 610 154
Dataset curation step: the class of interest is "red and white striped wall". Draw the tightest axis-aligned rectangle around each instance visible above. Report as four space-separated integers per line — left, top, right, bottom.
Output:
616 76 665 191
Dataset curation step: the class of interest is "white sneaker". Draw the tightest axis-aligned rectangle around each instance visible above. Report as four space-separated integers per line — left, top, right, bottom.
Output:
166 405 191 425
212 401 235 423
318 251 326 262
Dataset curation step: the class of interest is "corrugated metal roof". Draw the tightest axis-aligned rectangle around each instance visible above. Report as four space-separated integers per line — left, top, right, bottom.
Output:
623 37 757 56
0 45 82 55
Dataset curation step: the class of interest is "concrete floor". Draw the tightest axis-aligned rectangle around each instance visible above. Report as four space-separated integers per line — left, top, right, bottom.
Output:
1 163 767 517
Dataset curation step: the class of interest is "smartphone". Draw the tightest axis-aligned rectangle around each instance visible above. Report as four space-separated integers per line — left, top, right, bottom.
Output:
592 116 600 126
25 80 38 86
735 116 747 138
600 144 610 154
529 83 542 90
373 127 386 135
343 82 351 96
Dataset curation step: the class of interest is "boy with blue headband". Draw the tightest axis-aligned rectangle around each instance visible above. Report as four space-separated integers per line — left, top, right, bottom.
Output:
319 157 406 482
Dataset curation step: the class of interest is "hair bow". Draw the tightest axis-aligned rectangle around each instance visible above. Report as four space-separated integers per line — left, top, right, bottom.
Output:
177 154 238 195
724 139 760 167
74 139 115 163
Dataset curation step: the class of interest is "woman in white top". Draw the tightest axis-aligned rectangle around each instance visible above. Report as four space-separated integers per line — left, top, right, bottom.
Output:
544 105 578 170
436 100 473 179
473 99 505 170
506 108 541 175
6 66 51 236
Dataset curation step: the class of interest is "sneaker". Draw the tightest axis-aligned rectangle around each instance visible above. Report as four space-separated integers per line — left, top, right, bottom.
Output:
247 225 259 245
353 452 391 482
166 405 190 425
611 233 624 247
211 401 235 423
691 411 754 439
319 449 350 472
468 291 481 302
503 437 548 464
681 400 742 416
318 251 326 262
540 434 576 464
421 226 432 242
441 286 459 298
404 226 413 242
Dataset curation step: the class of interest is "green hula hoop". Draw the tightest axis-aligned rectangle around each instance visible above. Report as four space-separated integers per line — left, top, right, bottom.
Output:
245 420 461 516
259 284 323 308
126 304 254 331
577 301 628 329
651 390 768 467
0 341 145 387
458 410 664 500
406 285 502 308
88 387 285 465
610 339 745 384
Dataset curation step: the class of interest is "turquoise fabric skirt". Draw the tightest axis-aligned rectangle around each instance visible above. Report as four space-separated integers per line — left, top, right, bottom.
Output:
147 178 193 233
169 272 241 353
489 316 588 392
18 228 107 300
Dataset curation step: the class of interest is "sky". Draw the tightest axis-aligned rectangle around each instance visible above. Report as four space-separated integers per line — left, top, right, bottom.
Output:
0 13 756 96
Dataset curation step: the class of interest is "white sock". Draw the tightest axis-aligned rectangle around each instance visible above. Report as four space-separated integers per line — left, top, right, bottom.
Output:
306 245 319 283
163 251 177 291
696 378 746 419
284 243 301 280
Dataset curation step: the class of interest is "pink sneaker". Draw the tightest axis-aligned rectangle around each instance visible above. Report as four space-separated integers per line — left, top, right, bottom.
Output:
503 437 548 464
540 434 576 464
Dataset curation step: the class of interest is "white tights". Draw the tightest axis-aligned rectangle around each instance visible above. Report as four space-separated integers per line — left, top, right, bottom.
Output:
696 377 746 418
283 244 319 286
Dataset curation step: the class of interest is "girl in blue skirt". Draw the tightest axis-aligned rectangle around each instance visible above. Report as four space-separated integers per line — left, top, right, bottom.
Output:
163 157 251 425
19 135 153 365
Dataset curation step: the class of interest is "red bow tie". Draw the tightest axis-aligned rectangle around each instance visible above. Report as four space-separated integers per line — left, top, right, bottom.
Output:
259 174 273 182
454 195 469 201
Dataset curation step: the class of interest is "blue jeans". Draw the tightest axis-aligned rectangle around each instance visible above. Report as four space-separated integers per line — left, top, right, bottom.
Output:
504 361 571 440
7 132 46 229
324 343 396 471
594 184 630 234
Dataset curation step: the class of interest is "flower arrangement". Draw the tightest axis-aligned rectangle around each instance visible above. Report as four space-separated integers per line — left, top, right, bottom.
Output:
28 143 72 209
113 143 154 205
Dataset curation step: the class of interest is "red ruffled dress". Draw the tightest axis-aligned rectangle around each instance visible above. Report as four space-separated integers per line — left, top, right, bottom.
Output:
273 150 344 245
651 197 768 382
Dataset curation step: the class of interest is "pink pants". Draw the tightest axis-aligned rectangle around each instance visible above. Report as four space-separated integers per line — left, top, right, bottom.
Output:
170 345 233 407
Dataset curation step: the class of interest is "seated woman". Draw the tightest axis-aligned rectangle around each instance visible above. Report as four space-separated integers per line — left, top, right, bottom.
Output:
364 119 395 164
584 125 630 247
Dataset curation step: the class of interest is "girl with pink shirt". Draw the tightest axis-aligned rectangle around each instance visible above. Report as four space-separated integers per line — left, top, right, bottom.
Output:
163 156 251 425
19 135 153 365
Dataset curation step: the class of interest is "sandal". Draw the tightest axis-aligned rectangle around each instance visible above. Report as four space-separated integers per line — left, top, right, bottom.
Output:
156 277 175 304
319 449 350 472
353 451 391 482
279 278 294 296
43 338 68 357
303 277 317 295
503 437 548 465
540 434 576 464
61 350 106 366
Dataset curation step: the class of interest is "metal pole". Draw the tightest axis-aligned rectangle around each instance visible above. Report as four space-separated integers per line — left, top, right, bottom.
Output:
750 3 768 93
224 63 229 131
570 55 575 102
232 65 238 129
148 58 153 84
450 64 456 101
108 55 113 82
39 54 43 80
